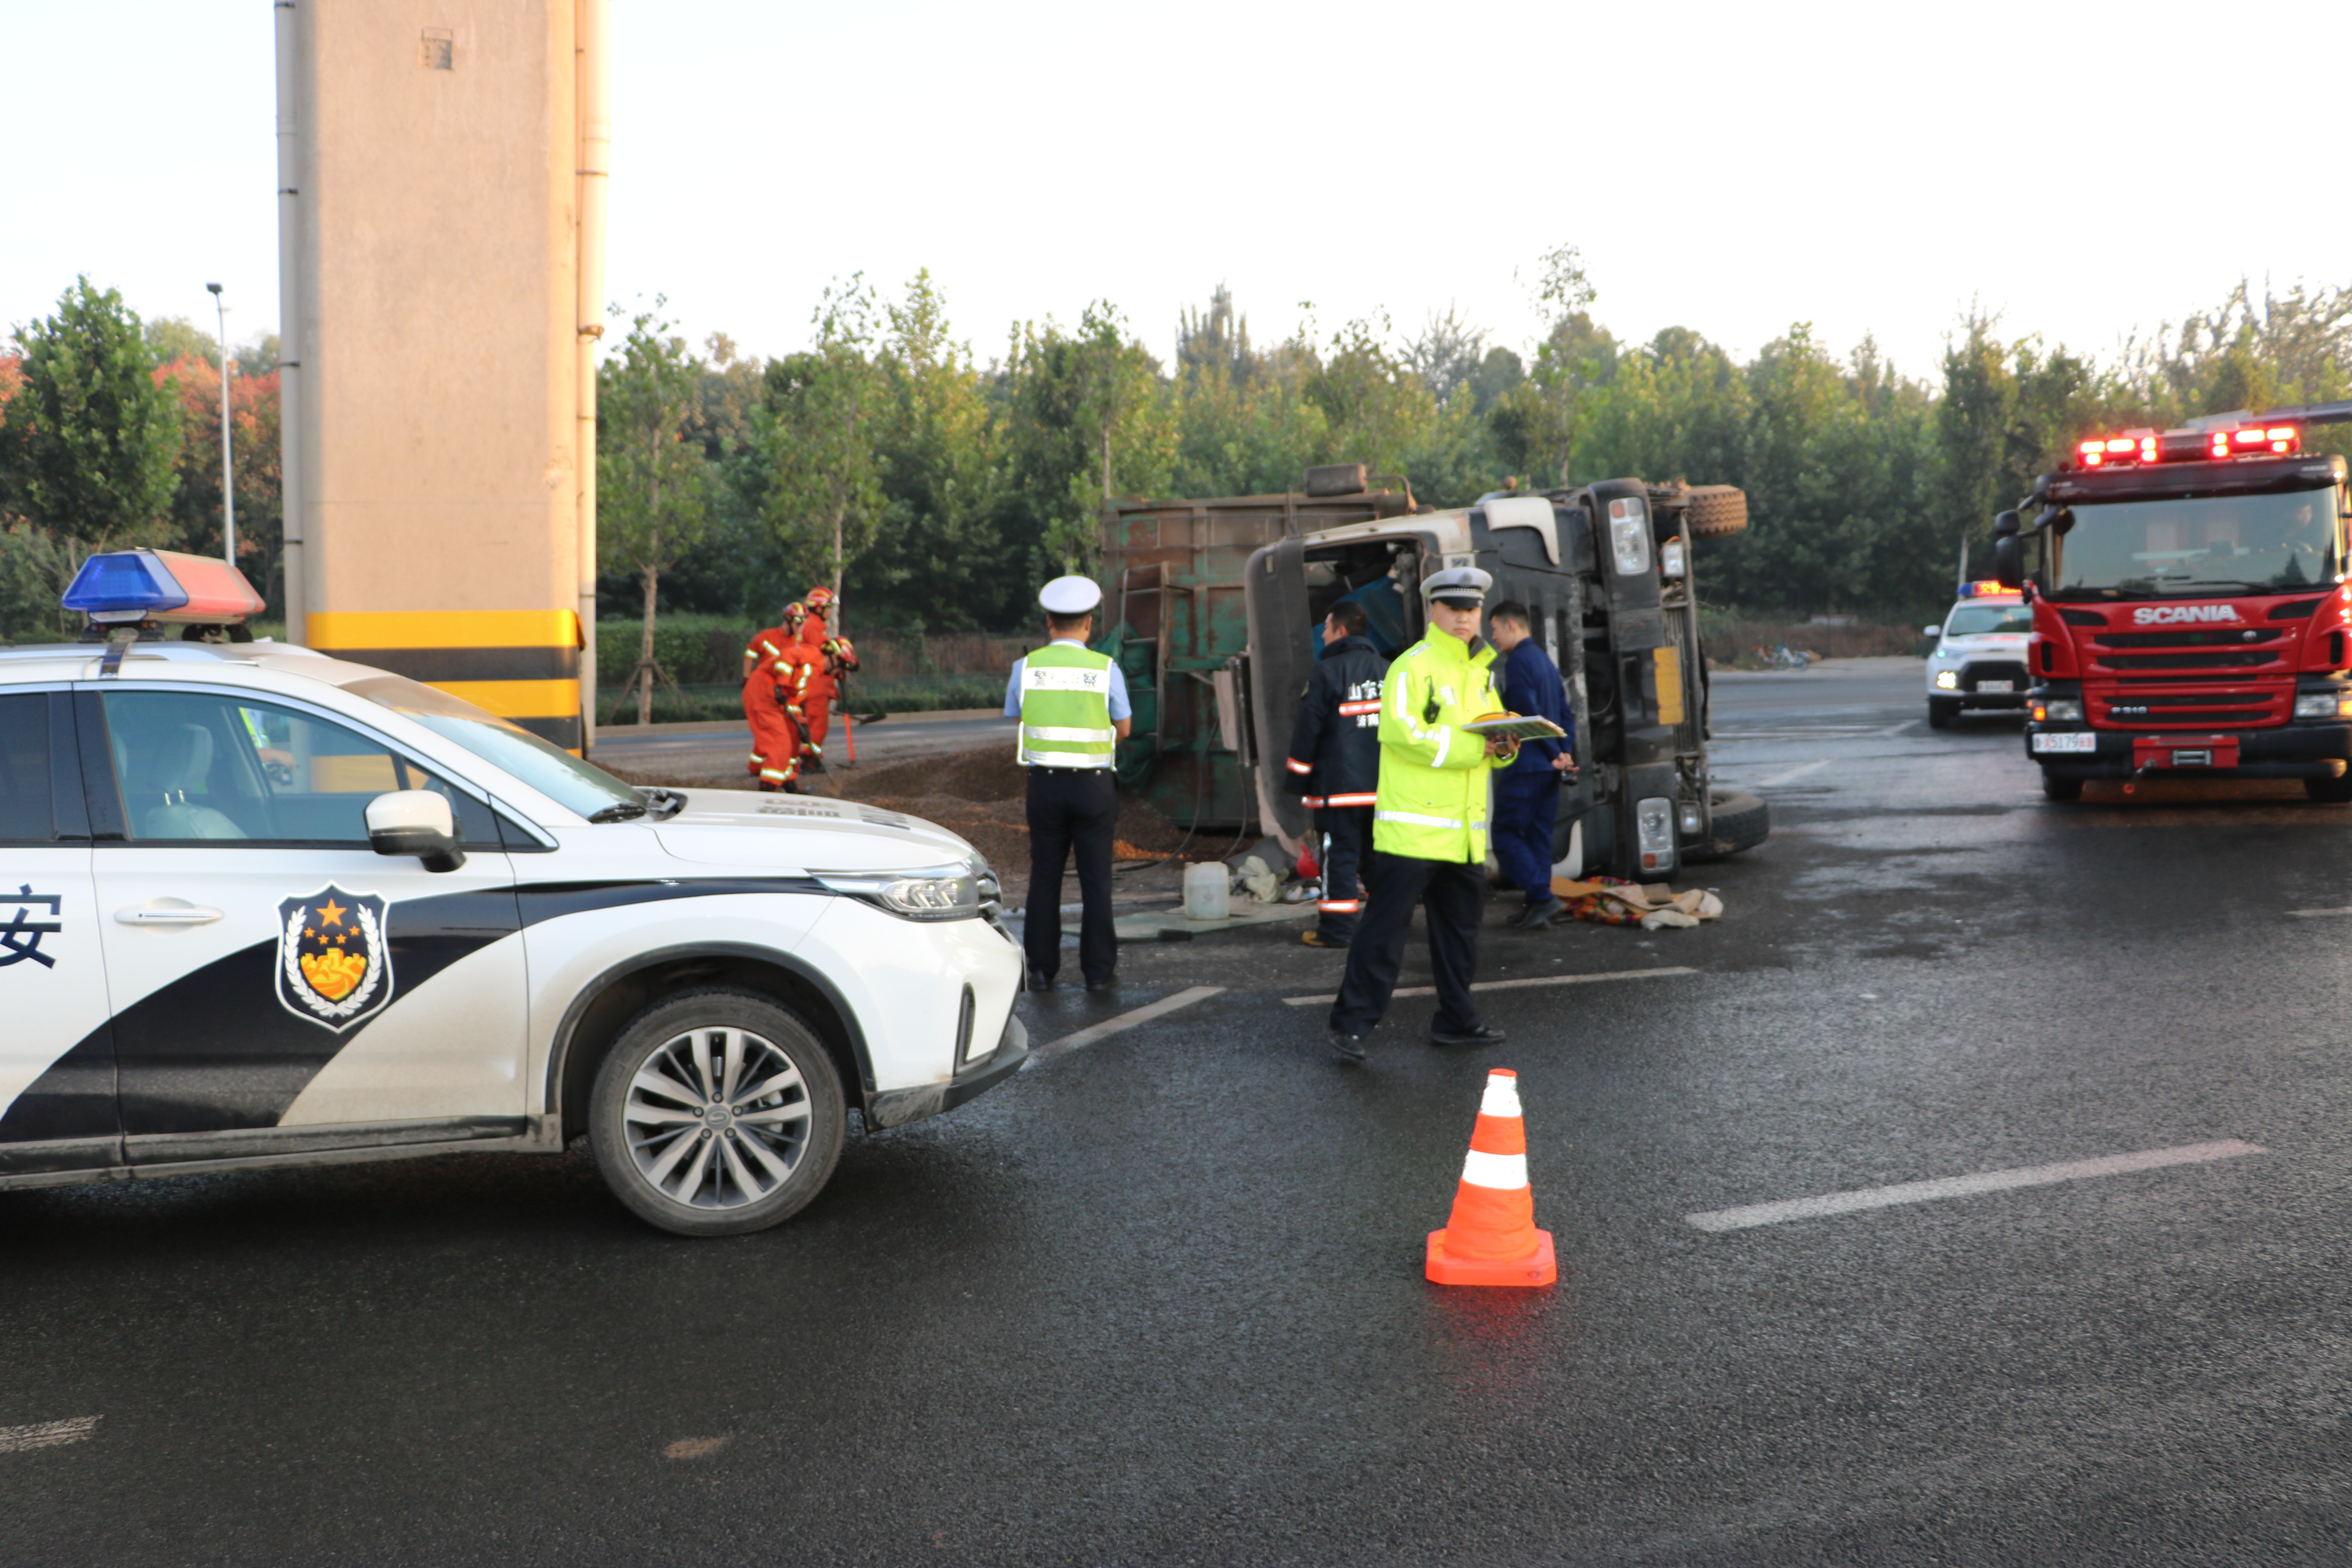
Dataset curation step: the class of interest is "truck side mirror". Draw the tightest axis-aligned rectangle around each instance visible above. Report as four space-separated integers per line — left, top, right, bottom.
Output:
1993 534 2025 590
1992 509 2020 537
366 789 466 873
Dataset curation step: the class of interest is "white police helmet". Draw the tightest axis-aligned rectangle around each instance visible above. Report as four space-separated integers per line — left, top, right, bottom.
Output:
1040 575 1103 616
1420 566 1493 607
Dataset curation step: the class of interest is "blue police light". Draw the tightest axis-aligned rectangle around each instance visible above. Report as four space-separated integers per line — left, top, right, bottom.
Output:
62 551 189 619
61 549 265 624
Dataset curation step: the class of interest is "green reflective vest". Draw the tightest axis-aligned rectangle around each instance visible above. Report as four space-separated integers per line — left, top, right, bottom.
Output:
1373 627 1503 861
1017 642 1117 768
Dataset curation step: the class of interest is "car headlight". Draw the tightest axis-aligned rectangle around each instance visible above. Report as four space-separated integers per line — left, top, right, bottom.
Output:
815 865 983 920
2034 698 2083 722
2293 693 2352 719
1934 670 1959 690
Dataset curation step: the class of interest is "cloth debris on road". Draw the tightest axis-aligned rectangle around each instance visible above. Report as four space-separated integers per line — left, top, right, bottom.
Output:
1548 875 1724 930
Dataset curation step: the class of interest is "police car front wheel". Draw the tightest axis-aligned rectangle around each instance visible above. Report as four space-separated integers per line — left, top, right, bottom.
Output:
588 989 847 1237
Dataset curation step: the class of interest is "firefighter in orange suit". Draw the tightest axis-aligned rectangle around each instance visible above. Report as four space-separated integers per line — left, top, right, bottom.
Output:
741 620 817 791
800 635 859 769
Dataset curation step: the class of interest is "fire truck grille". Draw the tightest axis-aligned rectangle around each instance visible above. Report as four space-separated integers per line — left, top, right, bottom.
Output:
2094 628 2283 648
2093 689 2284 728
2096 650 2277 670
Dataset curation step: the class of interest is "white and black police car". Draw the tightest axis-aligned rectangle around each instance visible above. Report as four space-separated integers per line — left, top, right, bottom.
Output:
1925 581 2033 729
0 551 1026 1235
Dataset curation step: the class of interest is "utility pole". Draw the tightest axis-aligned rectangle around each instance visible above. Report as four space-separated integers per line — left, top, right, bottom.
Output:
206 282 236 567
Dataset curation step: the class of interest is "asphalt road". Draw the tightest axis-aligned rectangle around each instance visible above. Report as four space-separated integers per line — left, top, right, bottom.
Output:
11 657 2352 1565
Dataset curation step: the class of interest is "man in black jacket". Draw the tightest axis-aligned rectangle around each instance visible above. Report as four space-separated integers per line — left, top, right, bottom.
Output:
1282 600 1387 949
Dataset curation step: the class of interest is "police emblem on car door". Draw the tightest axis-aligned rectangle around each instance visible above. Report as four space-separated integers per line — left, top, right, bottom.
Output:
275 886 392 1031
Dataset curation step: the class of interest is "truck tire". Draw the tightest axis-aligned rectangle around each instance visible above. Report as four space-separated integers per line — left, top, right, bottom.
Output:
1682 789 1769 862
1683 486 1748 539
1927 697 1960 728
2041 771 2084 802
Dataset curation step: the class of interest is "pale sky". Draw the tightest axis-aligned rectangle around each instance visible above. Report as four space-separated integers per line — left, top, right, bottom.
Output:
7 1 2347 385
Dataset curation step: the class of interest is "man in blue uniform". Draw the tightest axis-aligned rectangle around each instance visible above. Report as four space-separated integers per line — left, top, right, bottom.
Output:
1281 601 1386 949
1486 600 1578 929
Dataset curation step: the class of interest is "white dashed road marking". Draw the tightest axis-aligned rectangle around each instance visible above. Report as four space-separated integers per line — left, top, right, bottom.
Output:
1283 966 1696 1007
1685 1140 2268 1232
1755 759 1830 788
0 1416 102 1454
2286 907 2352 918
1029 985 1224 1060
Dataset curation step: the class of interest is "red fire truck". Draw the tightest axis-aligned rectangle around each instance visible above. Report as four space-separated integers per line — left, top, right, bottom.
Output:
2001 403 2352 800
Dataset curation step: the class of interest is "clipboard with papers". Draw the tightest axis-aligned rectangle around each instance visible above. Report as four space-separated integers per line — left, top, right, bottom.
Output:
1463 712 1568 742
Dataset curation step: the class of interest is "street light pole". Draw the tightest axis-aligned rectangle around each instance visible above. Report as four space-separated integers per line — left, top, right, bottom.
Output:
206 282 236 568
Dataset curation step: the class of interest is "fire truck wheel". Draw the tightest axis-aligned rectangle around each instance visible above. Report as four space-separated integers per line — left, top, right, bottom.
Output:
1683 485 1749 539
1683 789 1769 862
2304 774 2352 804
2041 771 2084 802
1927 697 1960 728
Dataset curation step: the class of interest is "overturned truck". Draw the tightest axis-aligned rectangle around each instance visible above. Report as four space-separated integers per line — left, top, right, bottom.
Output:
1096 466 1769 881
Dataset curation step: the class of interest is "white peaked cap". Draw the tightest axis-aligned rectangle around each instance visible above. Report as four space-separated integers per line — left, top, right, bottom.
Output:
1421 565 1494 602
1040 575 1104 615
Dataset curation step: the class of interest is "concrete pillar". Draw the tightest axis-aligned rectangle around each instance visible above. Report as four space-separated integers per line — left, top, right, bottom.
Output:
278 0 606 753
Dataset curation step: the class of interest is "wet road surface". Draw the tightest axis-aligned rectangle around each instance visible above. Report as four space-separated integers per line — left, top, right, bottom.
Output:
10 659 2352 1565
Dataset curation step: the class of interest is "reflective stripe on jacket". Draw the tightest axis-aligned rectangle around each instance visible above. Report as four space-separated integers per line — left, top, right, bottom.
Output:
1372 628 1503 861
1018 644 1117 768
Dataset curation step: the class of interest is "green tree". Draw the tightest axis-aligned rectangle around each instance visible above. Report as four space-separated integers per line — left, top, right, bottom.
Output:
597 301 712 723
0 277 182 587
1004 304 1175 574
758 279 886 618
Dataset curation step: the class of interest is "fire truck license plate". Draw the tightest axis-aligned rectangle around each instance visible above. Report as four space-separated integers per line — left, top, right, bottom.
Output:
2032 733 2096 753
1977 680 2013 693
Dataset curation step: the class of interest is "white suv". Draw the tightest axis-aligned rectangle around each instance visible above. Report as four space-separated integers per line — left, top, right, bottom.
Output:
0 635 1026 1236
1926 595 2033 728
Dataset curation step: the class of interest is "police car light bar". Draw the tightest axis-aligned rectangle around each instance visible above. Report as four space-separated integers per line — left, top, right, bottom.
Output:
1956 580 2017 599
62 549 267 625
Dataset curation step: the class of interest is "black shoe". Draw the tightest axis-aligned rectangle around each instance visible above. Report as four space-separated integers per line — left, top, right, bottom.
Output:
1085 974 1117 993
1510 895 1563 930
1428 1023 1506 1047
1026 970 1054 992
1328 1030 1367 1064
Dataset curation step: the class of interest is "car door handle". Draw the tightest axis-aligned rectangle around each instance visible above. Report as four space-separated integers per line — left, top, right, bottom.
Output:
115 904 225 926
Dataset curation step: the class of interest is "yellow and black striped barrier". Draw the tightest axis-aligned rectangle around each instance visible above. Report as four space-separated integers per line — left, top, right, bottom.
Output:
309 610 585 752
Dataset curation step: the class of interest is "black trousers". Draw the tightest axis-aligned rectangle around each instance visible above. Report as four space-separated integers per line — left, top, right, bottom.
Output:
1024 767 1118 984
1328 850 1485 1036
1314 804 1372 942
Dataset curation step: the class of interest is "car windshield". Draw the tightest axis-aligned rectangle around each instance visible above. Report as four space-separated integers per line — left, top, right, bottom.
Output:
342 674 644 820
1946 605 2031 635
2050 486 2342 600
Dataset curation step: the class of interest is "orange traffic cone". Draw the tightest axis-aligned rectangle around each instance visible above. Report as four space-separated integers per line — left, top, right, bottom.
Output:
1426 1068 1557 1287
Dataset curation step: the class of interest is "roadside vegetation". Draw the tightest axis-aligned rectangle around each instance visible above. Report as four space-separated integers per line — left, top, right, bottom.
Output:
3 259 2346 690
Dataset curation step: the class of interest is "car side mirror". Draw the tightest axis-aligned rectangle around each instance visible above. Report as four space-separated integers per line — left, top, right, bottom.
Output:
366 789 466 873
1993 534 2025 590
1923 624 1942 639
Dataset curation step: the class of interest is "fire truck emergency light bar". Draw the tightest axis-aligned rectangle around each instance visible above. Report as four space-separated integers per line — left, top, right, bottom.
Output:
62 549 267 625
2070 399 2352 470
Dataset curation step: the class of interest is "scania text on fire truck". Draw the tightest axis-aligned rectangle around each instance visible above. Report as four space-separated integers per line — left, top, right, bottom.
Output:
1993 403 2352 802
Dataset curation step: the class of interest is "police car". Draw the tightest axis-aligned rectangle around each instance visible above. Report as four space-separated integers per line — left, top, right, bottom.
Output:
1925 582 2033 728
0 551 1026 1236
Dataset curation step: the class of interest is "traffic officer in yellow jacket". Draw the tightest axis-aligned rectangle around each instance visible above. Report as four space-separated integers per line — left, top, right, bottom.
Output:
1007 575 1132 993
1327 566 1514 1062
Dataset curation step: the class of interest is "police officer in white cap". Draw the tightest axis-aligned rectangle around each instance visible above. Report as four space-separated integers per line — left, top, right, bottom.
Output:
1004 575 1132 991
1327 565 1514 1061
